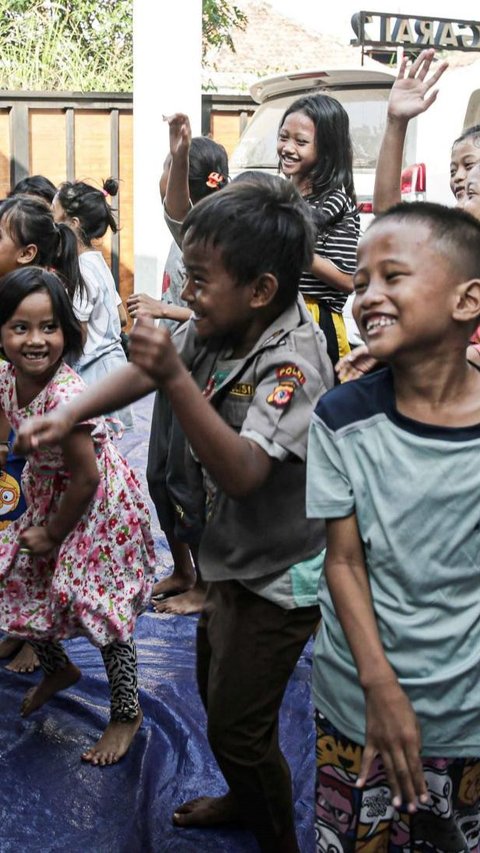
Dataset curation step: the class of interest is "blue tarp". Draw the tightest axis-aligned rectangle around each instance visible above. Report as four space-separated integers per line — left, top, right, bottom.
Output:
0 395 315 852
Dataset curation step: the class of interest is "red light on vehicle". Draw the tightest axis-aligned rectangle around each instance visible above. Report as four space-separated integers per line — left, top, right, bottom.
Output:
401 163 426 196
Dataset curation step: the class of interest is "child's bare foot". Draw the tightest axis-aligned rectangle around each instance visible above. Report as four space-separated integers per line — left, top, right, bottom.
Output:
21 662 81 717
173 793 243 827
151 574 194 600
153 585 206 615
0 636 23 659
6 642 39 673
81 710 143 766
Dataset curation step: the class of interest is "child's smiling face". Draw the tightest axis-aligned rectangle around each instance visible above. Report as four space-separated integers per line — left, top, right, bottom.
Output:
1 290 64 382
352 220 462 362
277 111 317 193
450 137 480 203
181 233 263 354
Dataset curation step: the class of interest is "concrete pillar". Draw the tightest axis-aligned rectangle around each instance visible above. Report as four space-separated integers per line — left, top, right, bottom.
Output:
133 0 202 295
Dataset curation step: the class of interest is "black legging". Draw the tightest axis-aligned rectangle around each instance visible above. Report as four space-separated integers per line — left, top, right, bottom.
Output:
29 638 139 722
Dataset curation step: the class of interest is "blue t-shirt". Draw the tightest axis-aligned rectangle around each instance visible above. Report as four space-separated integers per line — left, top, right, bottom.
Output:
306 368 480 756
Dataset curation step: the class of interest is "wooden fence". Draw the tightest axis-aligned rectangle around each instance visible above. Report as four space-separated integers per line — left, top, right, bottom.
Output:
0 91 254 303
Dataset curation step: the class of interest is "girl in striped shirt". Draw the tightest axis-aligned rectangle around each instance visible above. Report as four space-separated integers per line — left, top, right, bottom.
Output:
277 94 360 370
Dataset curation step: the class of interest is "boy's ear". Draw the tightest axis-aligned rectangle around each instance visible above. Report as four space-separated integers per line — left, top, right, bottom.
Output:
453 279 480 323
250 273 278 308
17 243 38 265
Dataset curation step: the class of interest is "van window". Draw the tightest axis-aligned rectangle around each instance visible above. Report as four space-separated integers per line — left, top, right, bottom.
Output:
231 88 394 174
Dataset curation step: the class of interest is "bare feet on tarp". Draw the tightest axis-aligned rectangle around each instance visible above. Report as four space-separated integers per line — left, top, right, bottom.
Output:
153 583 206 615
6 642 39 673
21 662 81 716
173 792 243 827
81 710 143 766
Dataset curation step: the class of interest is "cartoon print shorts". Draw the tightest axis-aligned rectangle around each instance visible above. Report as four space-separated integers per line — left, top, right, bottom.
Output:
315 710 480 852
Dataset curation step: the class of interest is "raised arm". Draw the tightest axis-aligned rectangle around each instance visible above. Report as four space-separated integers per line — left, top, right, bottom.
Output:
324 513 428 811
373 49 448 213
163 112 192 222
310 256 354 294
15 363 156 453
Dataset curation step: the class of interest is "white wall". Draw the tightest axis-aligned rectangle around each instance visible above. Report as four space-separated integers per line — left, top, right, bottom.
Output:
133 1 202 295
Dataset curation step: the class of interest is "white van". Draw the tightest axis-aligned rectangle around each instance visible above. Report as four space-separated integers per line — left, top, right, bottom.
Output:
229 61 480 342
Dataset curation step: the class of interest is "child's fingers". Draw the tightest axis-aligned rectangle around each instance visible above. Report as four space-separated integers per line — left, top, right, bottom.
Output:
422 89 440 111
405 737 429 805
423 60 449 90
407 47 435 80
395 54 409 81
356 742 376 789
383 742 426 813
163 112 188 125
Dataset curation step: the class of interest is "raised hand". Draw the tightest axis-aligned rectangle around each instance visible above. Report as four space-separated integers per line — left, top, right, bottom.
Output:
336 345 379 382
388 48 448 122
128 313 181 385
126 292 163 319
163 112 192 158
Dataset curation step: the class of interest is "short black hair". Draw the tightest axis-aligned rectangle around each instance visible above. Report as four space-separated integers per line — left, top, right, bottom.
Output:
9 174 57 204
368 201 480 282
181 173 315 312
0 266 84 363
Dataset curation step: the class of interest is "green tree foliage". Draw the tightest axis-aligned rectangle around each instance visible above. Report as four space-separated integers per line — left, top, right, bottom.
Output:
0 0 132 90
0 0 246 91
203 0 247 58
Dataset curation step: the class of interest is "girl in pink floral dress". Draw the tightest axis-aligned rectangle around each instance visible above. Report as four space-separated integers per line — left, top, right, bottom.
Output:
0 267 155 765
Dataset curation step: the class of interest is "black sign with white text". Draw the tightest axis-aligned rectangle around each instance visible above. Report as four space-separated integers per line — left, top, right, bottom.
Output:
352 11 480 51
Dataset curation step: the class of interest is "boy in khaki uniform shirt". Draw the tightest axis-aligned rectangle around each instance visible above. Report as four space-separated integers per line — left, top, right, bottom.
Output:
16 175 333 853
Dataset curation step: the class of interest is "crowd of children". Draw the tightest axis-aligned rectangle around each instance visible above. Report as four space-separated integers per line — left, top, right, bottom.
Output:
1 46 480 853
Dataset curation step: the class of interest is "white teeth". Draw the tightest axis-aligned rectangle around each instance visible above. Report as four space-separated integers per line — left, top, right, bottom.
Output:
365 317 396 332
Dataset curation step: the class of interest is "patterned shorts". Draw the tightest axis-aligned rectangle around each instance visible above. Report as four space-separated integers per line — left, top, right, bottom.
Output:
315 711 480 852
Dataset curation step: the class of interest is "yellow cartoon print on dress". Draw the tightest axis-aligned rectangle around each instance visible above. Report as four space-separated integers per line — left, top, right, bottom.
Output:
0 469 21 530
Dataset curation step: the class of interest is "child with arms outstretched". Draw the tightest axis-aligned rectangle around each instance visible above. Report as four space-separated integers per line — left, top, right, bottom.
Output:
0 268 155 764
307 201 480 851
17 175 332 852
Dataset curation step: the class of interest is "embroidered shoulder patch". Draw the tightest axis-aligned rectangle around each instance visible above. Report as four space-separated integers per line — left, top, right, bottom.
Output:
276 363 306 385
267 380 296 409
